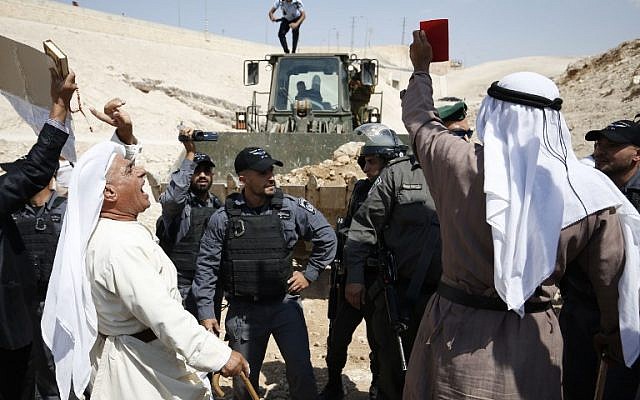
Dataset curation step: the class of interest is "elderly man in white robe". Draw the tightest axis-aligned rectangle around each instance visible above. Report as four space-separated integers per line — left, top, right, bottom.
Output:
42 139 249 399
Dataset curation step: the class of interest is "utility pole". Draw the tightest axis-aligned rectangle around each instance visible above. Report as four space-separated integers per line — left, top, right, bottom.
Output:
401 17 406 45
177 0 181 27
350 17 355 52
336 30 340 51
204 0 209 41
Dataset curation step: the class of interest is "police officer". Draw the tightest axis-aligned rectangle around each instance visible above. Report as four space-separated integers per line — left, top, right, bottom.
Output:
436 99 473 141
343 123 442 400
320 138 395 400
159 128 222 318
560 118 640 400
193 146 336 400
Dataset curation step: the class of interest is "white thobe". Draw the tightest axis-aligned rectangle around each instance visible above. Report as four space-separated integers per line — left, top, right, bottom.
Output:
86 218 231 400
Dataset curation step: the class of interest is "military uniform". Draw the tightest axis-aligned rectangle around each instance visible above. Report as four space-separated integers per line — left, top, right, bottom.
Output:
344 155 442 400
324 178 379 397
12 190 66 399
560 167 640 400
159 158 222 317
350 82 374 128
193 188 336 400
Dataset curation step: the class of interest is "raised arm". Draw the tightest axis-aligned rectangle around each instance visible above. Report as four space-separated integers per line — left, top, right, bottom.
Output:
159 127 198 221
0 69 75 217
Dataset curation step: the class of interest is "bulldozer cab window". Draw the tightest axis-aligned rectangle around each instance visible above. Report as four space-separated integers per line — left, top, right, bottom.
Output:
274 57 343 112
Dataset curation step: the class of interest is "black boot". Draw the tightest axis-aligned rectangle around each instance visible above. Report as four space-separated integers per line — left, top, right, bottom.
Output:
319 376 344 400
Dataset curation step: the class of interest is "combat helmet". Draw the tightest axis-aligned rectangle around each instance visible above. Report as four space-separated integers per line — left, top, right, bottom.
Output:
355 123 408 169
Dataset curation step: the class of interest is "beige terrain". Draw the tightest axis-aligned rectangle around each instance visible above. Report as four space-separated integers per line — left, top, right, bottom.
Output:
1 0 639 398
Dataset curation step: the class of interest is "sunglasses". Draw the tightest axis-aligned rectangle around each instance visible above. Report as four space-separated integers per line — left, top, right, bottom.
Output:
450 128 473 138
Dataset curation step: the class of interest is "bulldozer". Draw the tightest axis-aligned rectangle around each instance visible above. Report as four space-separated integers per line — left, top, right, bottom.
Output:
195 52 382 178
150 53 384 229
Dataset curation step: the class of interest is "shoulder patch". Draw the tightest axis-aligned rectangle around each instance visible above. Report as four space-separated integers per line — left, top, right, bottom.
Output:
277 209 292 220
298 198 316 214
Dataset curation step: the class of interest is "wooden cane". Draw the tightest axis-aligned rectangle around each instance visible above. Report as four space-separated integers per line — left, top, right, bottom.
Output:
211 371 259 400
240 371 260 400
593 353 608 400
211 372 225 398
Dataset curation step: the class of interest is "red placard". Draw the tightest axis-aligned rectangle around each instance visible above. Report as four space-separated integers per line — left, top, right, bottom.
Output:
420 19 449 62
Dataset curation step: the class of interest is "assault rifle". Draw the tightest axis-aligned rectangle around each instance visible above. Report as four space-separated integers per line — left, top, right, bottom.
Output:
378 242 409 372
328 217 347 323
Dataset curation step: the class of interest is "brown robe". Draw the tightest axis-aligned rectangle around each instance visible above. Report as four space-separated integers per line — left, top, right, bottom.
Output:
400 72 625 400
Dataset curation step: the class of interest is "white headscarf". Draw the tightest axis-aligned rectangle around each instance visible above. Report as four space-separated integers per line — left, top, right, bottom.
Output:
42 141 125 399
477 72 640 366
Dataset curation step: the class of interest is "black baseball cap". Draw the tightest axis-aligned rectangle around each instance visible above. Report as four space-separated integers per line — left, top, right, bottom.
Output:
0 157 27 173
585 120 640 146
193 152 215 168
234 147 283 173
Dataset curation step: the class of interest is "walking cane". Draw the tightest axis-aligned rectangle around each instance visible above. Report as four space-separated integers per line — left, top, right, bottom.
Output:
212 371 260 400
593 353 608 400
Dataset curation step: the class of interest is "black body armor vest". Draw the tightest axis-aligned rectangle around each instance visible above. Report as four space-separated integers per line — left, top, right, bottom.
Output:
166 206 216 286
221 189 292 299
626 189 640 212
13 196 65 297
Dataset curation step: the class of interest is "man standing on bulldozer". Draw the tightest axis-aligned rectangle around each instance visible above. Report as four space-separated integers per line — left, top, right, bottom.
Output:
269 0 306 54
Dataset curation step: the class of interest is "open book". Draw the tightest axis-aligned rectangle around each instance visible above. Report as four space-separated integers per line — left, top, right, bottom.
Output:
43 39 69 78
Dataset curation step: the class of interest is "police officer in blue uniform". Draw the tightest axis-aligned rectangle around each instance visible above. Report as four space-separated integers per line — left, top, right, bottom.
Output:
159 128 222 318
193 147 336 400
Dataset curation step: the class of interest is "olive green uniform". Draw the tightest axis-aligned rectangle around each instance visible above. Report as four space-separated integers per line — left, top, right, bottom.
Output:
344 155 442 399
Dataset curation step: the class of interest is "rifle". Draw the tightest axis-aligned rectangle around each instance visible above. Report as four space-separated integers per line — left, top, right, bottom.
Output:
328 217 347 335
378 242 409 372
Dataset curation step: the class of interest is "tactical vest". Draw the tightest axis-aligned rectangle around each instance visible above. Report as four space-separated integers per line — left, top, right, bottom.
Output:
13 196 66 297
625 189 640 212
221 189 292 299
166 206 216 286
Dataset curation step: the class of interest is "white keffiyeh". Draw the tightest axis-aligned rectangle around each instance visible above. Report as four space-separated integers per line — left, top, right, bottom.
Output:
477 72 640 366
41 141 124 398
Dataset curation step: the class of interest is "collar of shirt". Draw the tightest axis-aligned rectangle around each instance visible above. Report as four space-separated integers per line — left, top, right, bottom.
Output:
189 191 216 208
231 192 274 215
622 168 640 193
20 190 60 217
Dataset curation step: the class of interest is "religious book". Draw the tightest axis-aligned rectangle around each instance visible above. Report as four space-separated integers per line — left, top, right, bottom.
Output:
43 39 69 78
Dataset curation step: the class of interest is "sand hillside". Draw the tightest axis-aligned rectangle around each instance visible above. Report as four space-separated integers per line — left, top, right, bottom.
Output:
1 1 640 398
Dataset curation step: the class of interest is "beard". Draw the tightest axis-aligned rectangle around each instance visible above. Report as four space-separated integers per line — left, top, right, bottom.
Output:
190 181 212 196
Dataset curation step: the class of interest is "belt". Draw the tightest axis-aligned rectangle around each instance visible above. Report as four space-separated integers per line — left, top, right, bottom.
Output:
130 328 157 343
437 282 551 313
228 294 285 303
